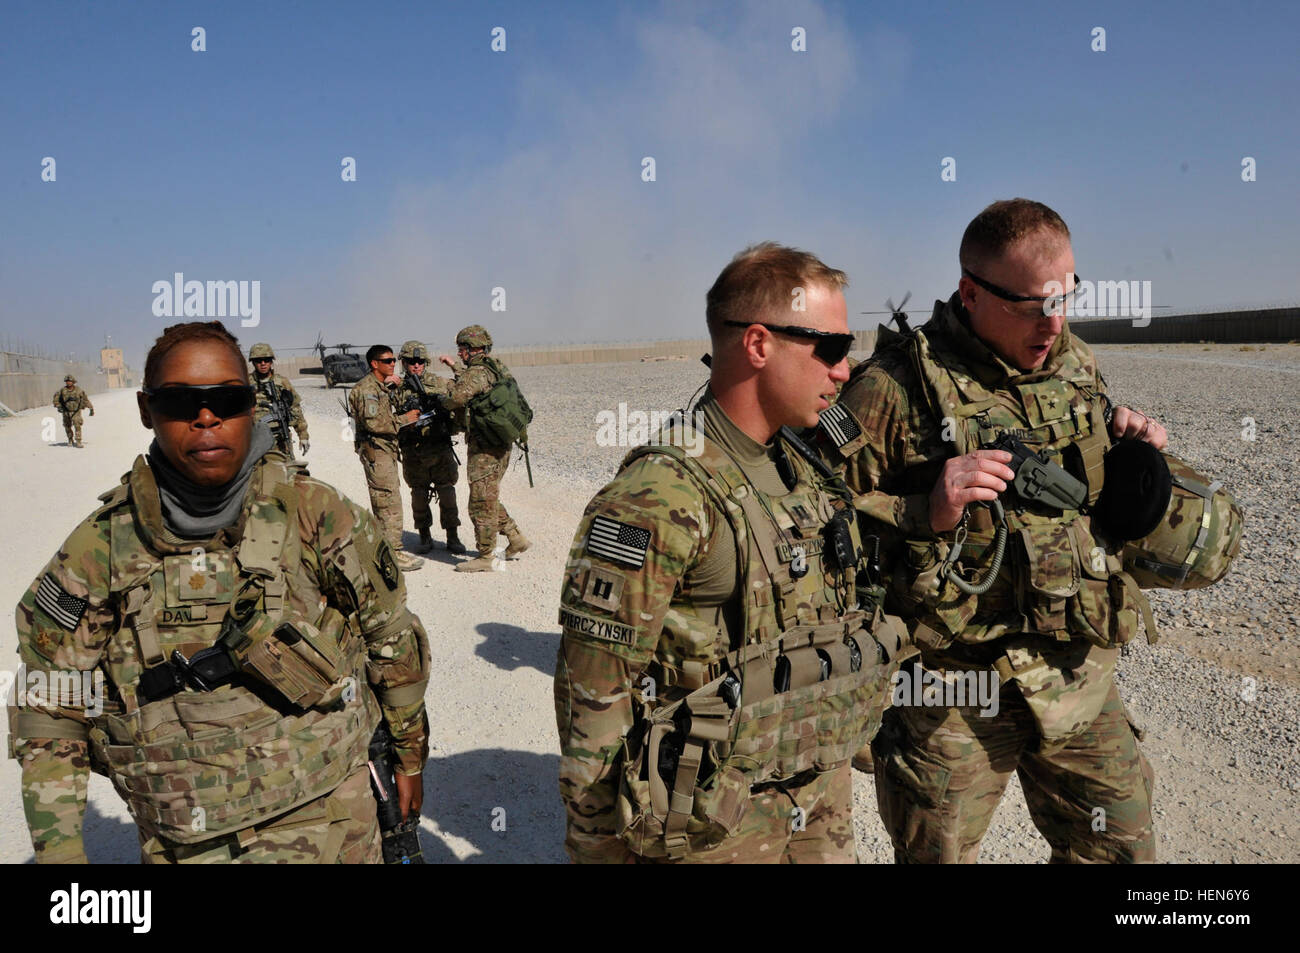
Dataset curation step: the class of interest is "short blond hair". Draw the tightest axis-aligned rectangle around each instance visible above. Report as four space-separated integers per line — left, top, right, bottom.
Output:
706 242 848 340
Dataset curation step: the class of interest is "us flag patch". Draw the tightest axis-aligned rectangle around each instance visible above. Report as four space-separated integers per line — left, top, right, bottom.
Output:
35 574 88 632
819 403 863 448
586 516 651 569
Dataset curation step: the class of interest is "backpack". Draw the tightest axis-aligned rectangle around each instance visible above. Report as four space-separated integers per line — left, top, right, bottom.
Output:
467 356 533 449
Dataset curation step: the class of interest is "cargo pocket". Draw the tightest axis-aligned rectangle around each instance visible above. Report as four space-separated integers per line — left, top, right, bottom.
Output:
879 735 953 810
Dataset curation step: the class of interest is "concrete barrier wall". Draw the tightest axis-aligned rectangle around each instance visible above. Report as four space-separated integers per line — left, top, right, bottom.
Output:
495 329 880 367
0 352 132 415
1071 308 1300 345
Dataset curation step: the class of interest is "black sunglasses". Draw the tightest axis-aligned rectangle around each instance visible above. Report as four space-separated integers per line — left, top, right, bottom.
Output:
142 385 256 420
963 268 1082 313
723 320 855 365
403 358 427 364
375 357 397 365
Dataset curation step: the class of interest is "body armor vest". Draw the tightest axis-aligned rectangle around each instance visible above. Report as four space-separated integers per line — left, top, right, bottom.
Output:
889 326 1152 651
57 387 85 414
614 429 910 858
87 456 378 845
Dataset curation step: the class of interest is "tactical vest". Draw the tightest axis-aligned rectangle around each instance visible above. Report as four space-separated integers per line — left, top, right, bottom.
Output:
613 428 911 859
86 456 378 845
884 326 1153 651
57 388 84 414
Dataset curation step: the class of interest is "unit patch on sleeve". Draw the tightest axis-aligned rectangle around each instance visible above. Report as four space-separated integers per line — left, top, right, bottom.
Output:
35 574 89 632
819 403 863 449
558 607 637 646
585 515 651 569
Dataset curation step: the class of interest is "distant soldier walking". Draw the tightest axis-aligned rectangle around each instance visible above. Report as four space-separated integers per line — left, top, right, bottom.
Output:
396 340 465 554
438 326 531 572
53 375 93 447
349 345 423 573
248 343 309 457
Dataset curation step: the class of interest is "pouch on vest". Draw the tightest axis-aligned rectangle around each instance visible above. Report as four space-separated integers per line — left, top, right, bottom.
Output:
219 596 349 710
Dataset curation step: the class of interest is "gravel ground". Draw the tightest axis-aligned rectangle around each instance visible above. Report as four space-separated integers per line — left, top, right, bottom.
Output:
0 341 1295 863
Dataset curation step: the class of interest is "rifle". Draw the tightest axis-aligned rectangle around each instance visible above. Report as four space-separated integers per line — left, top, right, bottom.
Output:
521 441 533 488
401 373 455 444
367 722 426 864
259 376 294 454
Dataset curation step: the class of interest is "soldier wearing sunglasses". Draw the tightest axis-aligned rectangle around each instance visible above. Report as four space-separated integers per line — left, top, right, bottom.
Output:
825 199 1168 864
555 243 908 863
10 320 430 863
347 345 424 573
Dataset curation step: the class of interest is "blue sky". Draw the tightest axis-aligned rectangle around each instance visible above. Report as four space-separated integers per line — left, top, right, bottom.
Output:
2 0 1296 367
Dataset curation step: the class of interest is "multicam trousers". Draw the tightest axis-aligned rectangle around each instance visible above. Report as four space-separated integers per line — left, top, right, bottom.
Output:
637 765 857 865
400 441 460 533
872 676 1156 863
137 767 382 864
358 439 405 551
466 445 518 556
61 412 84 445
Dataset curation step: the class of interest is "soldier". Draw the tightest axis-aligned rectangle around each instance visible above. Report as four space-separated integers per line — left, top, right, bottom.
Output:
554 243 912 864
9 320 430 863
828 199 1168 863
438 326 530 572
248 343 309 457
396 341 466 555
348 345 423 573
54 374 94 448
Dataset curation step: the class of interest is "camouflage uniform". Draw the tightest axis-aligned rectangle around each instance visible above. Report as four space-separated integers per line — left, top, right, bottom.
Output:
252 370 308 455
441 348 526 562
397 354 463 549
348 373 407 555
555 391 911 864
54 379 93 447
9 454 430 864
827 294 1156 863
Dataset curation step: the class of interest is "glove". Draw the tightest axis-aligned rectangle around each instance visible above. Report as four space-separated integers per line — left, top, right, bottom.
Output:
89 409 94 416
299 440 309 455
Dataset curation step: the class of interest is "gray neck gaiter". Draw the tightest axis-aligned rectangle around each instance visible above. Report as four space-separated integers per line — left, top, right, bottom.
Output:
148 420 276 539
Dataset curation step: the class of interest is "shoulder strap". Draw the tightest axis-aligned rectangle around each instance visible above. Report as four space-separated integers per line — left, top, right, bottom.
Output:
622 434 756 641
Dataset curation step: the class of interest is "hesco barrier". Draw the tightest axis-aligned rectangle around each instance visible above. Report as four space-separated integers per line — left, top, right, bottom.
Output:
1071 307 1300 345
0 352 131 415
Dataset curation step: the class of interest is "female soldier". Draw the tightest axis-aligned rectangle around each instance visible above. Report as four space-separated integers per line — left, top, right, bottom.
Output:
10 321 430 863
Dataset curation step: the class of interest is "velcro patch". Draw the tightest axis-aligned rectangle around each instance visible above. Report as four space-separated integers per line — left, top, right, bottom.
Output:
558 607 637 646
586 515 651 569
35 574 88 632
819 403 863 448
581 567 625 612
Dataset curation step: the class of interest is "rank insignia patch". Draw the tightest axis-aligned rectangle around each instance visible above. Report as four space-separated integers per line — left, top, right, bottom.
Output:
582 567 625 612
586 516 651 569
35 574 88 632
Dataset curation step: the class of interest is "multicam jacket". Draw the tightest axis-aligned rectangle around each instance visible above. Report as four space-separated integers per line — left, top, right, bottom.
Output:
348 373 403 447
10 454 430 862
826 294 1154 743
252 371 308 444
54 386 93 415
555 393 908 862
